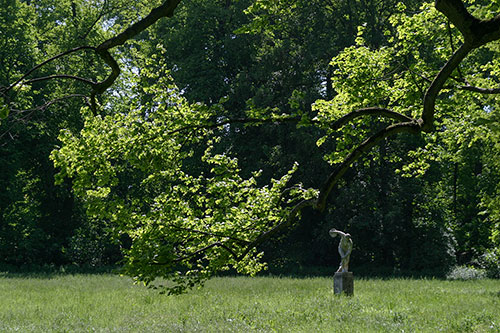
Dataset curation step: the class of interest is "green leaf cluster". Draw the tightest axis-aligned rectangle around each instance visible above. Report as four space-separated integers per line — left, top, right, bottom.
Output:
50 66 314 293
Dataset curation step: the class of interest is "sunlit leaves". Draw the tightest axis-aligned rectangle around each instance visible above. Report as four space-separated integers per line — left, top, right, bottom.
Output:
0 103 9 120
51 68 313 293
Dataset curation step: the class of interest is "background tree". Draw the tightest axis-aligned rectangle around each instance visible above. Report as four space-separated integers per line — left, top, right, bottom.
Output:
1 0 500 292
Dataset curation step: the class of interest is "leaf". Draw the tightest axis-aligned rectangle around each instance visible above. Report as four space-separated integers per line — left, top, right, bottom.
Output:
0 103 9 119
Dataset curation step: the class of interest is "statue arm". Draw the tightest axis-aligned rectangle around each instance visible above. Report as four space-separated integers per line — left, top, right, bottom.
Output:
329 228 348 238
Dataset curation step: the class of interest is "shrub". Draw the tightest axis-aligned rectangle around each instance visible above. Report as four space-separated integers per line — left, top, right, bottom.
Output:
479 248 500 279
446 265 486 280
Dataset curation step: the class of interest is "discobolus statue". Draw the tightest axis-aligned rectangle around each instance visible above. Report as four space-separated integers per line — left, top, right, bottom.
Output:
329 228 353 273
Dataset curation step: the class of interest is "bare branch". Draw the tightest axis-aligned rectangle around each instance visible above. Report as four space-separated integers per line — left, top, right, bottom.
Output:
97 0 182 51
435 0 500 46
166 116 301 136
421 43 472 131
2 46 95 93
11 94 90 113
24 75 95 86
0 94 89 141
316 121 421 211
329 107 415 131
459 85 500 94
171 242 239 264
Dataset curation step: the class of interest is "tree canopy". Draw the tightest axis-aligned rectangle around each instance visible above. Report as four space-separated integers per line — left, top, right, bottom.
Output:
1 0 500 293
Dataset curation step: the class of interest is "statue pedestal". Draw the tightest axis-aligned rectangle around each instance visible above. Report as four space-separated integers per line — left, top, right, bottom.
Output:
334 272 353 296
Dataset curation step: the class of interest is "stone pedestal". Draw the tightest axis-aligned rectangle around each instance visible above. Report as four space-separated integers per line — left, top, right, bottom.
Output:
334 272 353 296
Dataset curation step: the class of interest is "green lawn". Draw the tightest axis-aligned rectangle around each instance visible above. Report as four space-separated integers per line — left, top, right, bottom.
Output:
0 274 498 332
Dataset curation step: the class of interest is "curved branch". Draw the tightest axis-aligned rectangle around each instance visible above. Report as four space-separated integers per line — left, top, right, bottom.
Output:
90 0 182 113
2 1 183 116
96 0 182 52
422 0 500 131
93 49 121 94
2 46 95 93
316 121 421 211
166 116 301 136
24 75 95 86
421 43 472 131
459 85 500 94
173 242 238 263
329 107 415 131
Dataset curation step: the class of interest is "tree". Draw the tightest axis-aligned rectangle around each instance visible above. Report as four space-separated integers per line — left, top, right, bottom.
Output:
2 0 500 293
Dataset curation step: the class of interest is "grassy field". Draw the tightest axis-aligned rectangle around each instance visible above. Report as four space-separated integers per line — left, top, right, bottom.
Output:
0 273 498 332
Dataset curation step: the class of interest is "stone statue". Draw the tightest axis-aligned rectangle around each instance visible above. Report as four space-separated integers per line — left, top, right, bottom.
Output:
329 228 353 273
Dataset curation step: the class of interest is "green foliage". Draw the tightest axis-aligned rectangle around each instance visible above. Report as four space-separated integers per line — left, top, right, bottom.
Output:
0 102 9 120
0 0 119 267
310 2 500 268
51 63 314 293
2 0 500 293
479 247 500 278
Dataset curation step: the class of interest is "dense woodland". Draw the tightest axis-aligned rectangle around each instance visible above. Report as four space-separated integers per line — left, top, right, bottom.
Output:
1 0 500 293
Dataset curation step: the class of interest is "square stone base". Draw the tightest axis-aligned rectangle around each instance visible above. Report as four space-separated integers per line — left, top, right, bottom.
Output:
334 272 353 296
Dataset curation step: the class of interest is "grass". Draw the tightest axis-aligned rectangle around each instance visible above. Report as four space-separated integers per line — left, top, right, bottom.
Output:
0 273 498 332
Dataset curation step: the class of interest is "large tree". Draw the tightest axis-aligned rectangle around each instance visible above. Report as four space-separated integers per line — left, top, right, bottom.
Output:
2 0 500 292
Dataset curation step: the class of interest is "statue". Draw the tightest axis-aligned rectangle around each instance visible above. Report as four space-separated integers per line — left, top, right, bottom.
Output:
329 228 353 273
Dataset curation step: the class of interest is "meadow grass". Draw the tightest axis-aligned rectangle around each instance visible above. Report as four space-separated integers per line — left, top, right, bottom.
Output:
0 273 498 332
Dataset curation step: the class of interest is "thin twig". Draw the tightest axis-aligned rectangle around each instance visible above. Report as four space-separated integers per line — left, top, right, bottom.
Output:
24 75 95 86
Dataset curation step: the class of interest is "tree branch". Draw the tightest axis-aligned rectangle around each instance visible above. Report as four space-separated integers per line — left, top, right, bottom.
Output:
421 42 472 131
316 121 421 211
96 0 182 52
436 0 500 46
237 198 316 261
89 0 182 113
2 1 183 116
2 46 95 94
170 242 239 264
435 0 476 39
24 75 95 86
329 107 415 131
93 49 121 95
459 85 500 94
0 94 89 141
166 116 301 136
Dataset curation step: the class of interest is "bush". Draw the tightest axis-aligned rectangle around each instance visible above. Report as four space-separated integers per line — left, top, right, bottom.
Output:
64 221 121 267
446 265 486 281
479 248 500 279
